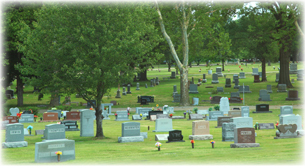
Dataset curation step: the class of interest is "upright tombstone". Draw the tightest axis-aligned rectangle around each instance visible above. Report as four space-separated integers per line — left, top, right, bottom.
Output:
258 123 275 129
289 63 298 74
252 68 259 76
19 114 34 123
229 92 242 103
43 112 59 122
277 84 287 92
297 69 303 81
189 120 213 140
9 107 20 116
275 73 279 82
122 87 127 95
170 71 176 79
230 117 253 128
216 117 232 128
127 84 132 94
86 100 96 108
232 74 238 83
233 79 240 89
173 93 181 103
189 84 199 94
254 75 260 83
225 78 231 88
279 114 304 135
239 72 246 79
258 72 262 78
222 123 235 141
279 106 293 117
286 90 300 100
173 85 178 95
210 96 222 104
252 104 272 113
35 139 75 163
156 114 170 119
136 83 140 90
219 97 230 115
2 123 28 148
208 111 224 121
115 89 121 98
5 89 15 99
274 124 301 139
118 122 144 143
230 128 260 148
44 124 66 140
241 106 250 117
3 116 18 124
101 103 114 116
156 77 159 85
166 130 185 143
238 85 252 93
136 107 151 117
217 87 224 93
202 74 207 83
145 83 148 88
61 120 79 131
153 118 173 132
115 111 130 121
216 67 223 77
80 109 95 137
150 79 154 87
211 73 219 84
258 89 271 101
266 85 273 93
65 111 80 120
188 114 204 120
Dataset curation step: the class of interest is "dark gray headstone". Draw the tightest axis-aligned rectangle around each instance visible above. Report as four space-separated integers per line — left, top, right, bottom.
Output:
166 130 185 143
122 122 140 137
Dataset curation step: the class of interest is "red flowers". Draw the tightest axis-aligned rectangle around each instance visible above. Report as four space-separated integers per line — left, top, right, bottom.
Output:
190 140 195 144
169 114 173 117
16 113 21 118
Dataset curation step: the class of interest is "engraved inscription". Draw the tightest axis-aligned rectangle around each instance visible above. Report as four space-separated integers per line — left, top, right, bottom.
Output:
48 128 65 133
48 144 65 149
124 125 140 130
38 152 50 158
198 125 206 129
240 131 252 135
10 130 21 134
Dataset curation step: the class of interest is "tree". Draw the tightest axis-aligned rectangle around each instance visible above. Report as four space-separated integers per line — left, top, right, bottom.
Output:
17 3 161 138
265 1 302 88
3 2 41 106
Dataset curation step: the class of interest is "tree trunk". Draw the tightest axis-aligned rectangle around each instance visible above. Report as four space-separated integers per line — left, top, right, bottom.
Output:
176 66 179 75
206 61 209 66
16 75 24 106
189 62 192 68
180 68 189 106
222 59 225 71
168 61 171 72
268 60 271 66
139 69 148 81
261 58 267 82
95 100 104 138
50 92 60 107
279 43 293 88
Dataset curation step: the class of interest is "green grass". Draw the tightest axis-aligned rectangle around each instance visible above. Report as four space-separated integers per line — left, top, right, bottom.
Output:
1 109 304 165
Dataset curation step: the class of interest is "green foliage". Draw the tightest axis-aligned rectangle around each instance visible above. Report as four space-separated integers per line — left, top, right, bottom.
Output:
208 107 213 111
55 105 72 112
193 107 198 113
214 105 220 111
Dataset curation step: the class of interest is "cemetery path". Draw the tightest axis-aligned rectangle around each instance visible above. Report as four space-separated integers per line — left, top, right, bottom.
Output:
38 104 303 113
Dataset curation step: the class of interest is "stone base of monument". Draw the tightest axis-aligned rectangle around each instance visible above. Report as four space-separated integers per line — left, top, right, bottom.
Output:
2 141 28 148
234 85 240 89
189 135 213 140
252 111 272 113
140 132 147 139
118 136 144 143
230 143 260 148
225 84 231 88
39 120 61 123
153 129 174 132
189 91 199 94
202 79 207 83
297 130 304 136
211 81 219 84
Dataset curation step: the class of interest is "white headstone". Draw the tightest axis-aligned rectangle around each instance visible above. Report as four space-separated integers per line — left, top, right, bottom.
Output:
219 97 230 115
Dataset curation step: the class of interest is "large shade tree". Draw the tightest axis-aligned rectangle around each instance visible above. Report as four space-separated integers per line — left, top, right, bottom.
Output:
17 3 161 138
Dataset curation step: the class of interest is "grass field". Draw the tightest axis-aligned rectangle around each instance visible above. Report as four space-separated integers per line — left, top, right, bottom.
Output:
1 109 304 165
2 62 304 165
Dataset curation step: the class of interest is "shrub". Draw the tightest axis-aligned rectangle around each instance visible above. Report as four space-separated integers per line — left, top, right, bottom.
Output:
208 107 213 111
214 105 220 111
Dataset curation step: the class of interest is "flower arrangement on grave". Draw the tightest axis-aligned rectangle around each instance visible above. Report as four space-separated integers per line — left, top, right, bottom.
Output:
55 151 62 162
254 122 259 130
127 107 130 112
156 104 161 111
34 115 38 122
140 114 142 118
16 112 22 118
275 121 279 129
208 107 213 111
240 98 243 101
51 107 57 110
193 107 198 114
239 66 241 68
228 98 230 100
29 109 33 113
210 140 215 148
115 113 117 119
190 140 195 148
89 107 93 110
183 112 186 118
151 107 154 111
169 113 173 117
241 68 243 71
228 69 230 72
27 125 33 135
155 142 162 151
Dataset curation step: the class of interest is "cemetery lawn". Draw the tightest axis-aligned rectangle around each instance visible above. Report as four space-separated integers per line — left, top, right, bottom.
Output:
2 109 304 165
5 63 304 111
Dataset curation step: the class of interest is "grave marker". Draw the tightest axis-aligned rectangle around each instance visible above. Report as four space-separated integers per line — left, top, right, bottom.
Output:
2 123 28 148
285 90 300 100
252 104 272 113
166 130 185 143
44 124 66 140
189 120 213 140
153 118 173 132
80 109 95 137
211 73 219 84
